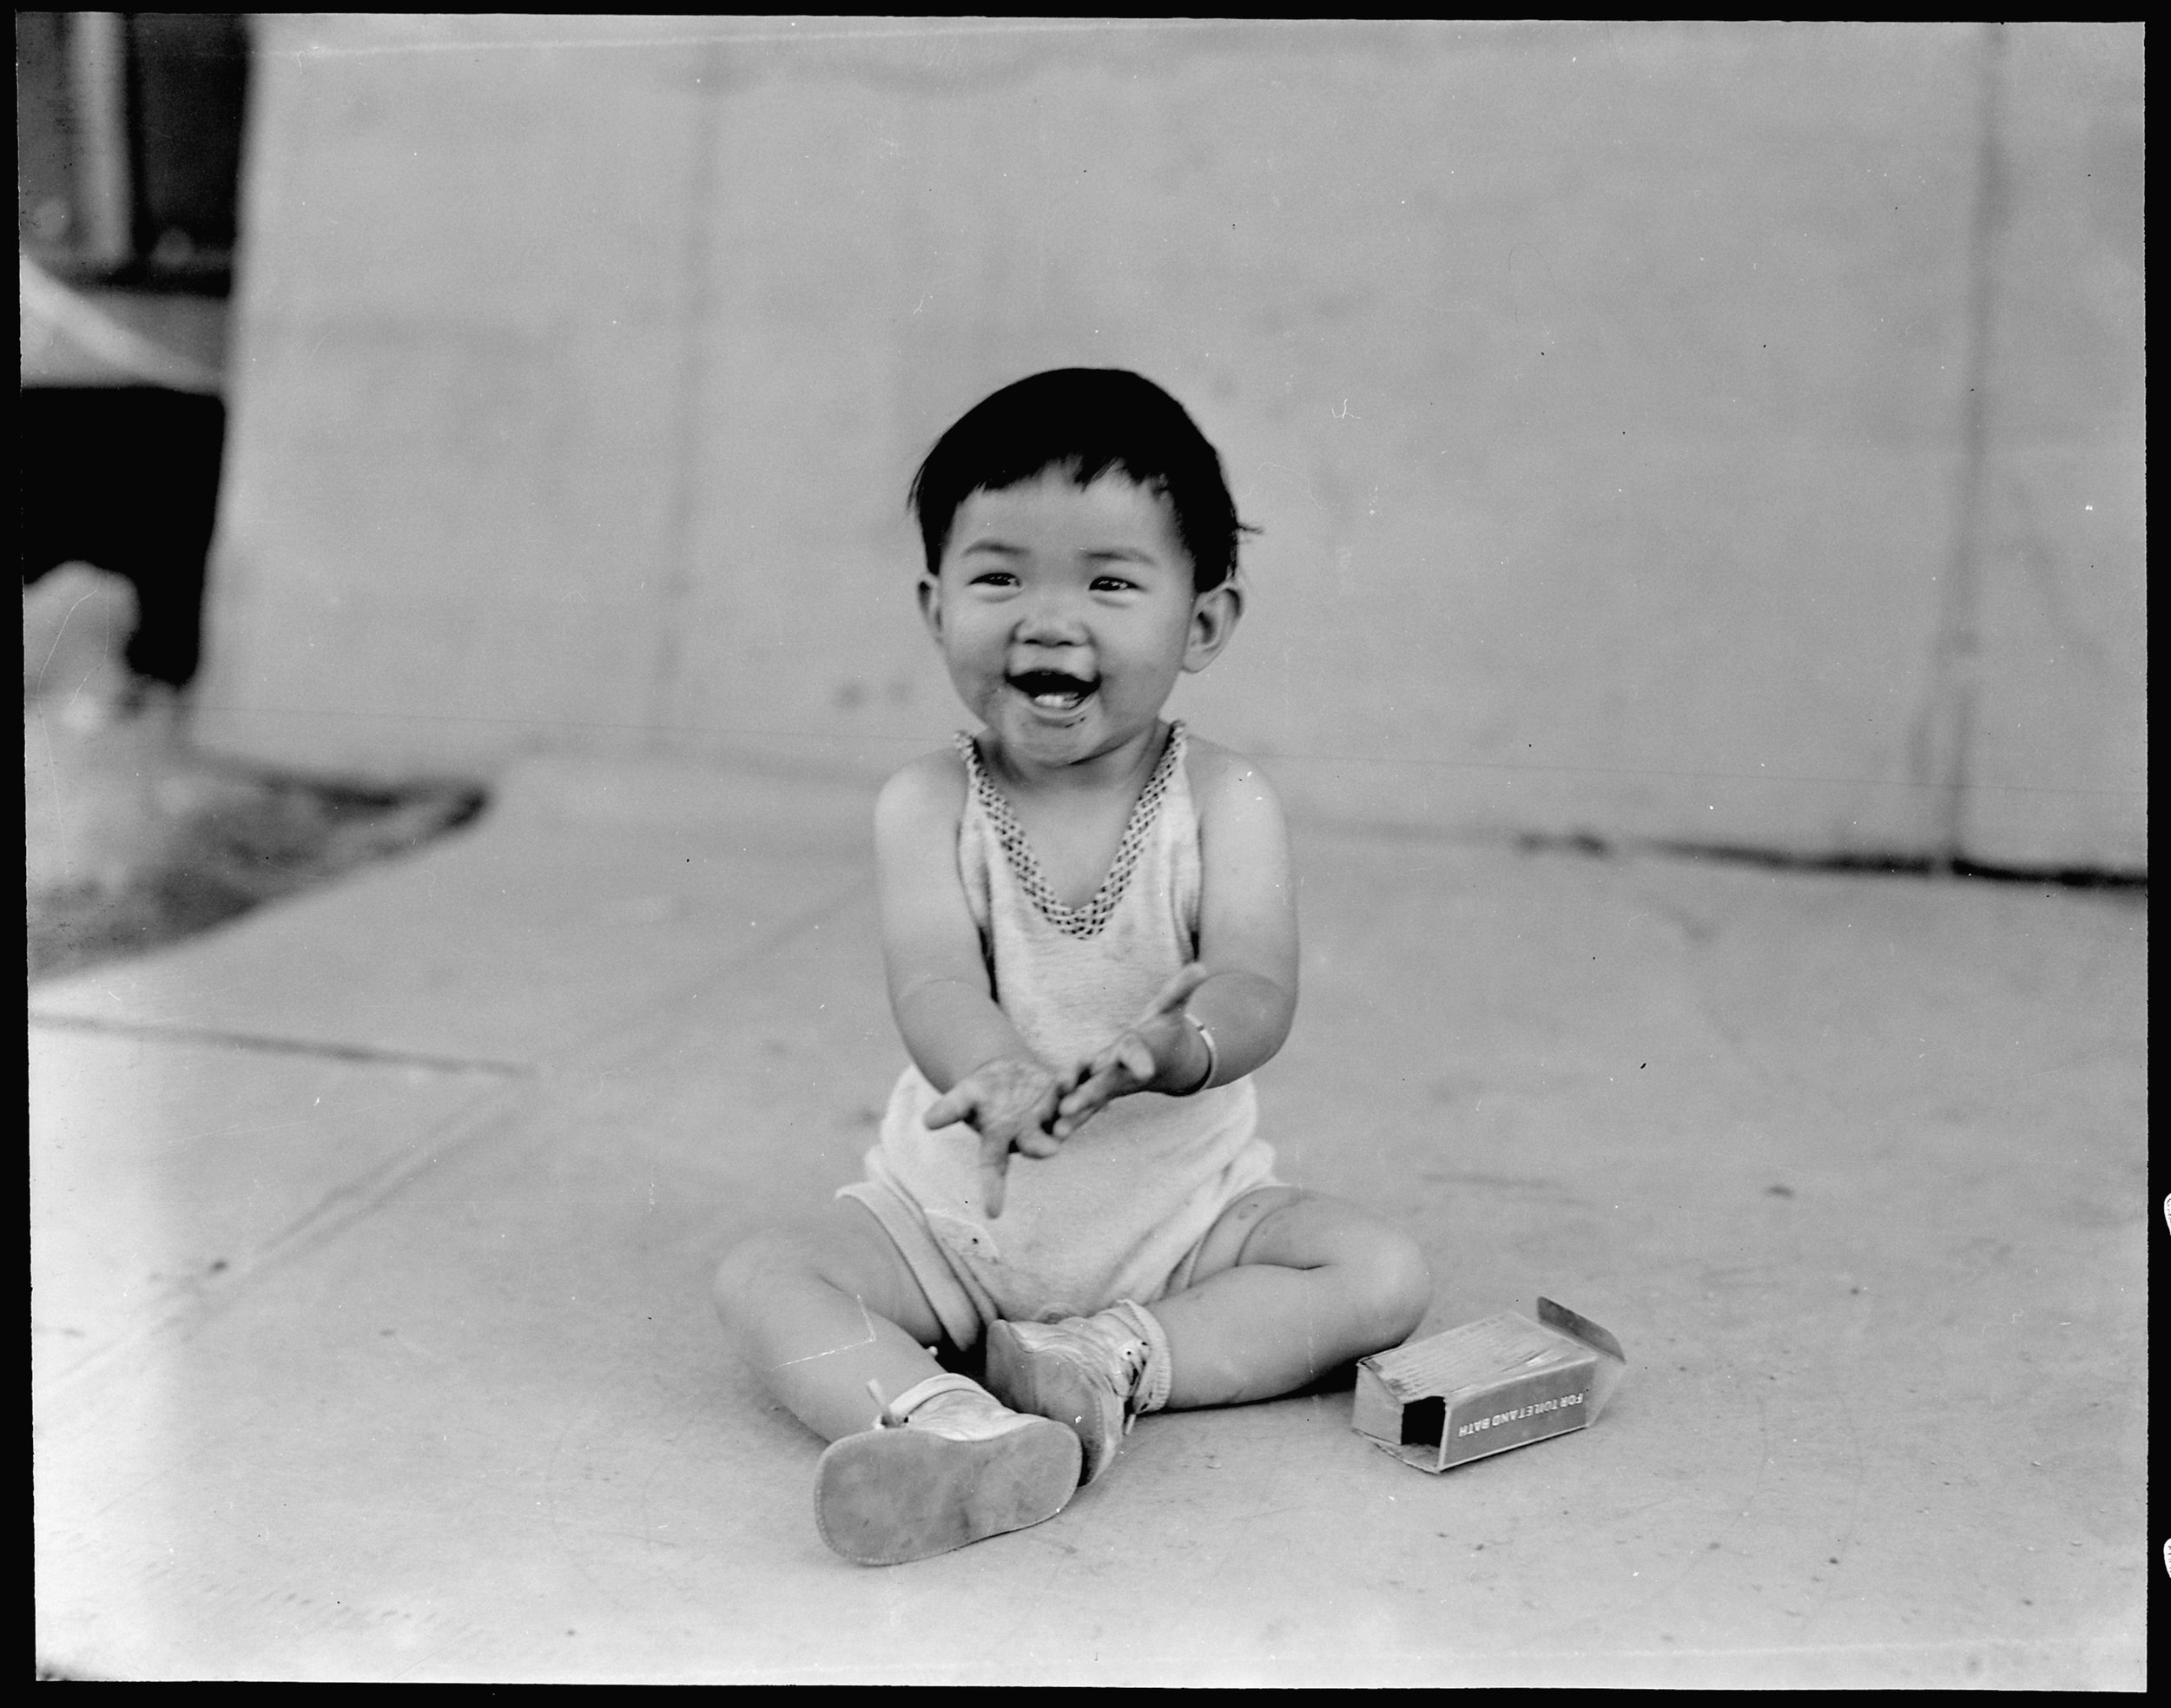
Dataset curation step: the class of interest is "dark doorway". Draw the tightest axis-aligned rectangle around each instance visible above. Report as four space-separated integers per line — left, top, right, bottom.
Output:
20 388 227 688
19 14 247 690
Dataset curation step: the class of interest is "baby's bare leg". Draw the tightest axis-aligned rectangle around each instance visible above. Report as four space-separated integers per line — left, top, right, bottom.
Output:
1151 1188 1431 1409
713 1199 950 1443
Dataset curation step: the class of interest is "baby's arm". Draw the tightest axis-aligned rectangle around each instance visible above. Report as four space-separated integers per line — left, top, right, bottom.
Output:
874 752 1065 1217
1055 740 1298 1132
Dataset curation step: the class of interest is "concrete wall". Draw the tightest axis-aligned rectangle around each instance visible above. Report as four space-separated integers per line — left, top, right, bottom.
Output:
195 20 2144 868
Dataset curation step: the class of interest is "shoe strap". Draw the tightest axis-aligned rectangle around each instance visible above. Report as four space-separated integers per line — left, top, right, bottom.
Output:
868 1372 985 1430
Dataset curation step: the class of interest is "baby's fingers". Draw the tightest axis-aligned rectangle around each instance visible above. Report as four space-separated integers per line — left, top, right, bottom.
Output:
1053 1072 1110 1128
1138 962 1211 1023
924 1085 975 1131
1056 1052 1125 1118
1053 1038 1153 1135
978 1132 1013 1219
1013 1090 1065 1157
1071 1032 1154 1092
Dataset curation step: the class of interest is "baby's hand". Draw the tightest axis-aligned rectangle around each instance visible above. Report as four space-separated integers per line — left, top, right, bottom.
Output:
923 1056 1067 1220
1053 964 1212 1138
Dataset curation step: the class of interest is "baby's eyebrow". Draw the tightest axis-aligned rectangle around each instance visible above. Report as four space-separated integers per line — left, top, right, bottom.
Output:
957 539 1026 558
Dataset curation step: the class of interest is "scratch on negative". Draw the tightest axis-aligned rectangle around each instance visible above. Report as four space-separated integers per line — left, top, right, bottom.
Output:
36 593 100 683
769 1294 881 1369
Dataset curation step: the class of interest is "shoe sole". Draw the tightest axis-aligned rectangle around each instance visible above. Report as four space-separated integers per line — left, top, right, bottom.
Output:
815 1416 1081 1566
983 1321 1125 1486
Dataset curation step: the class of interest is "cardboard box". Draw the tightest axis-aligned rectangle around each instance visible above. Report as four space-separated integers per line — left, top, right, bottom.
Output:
1352 1297 1627 1473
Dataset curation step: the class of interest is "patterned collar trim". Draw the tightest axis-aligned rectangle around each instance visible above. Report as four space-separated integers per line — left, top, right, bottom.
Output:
956 722 1187 939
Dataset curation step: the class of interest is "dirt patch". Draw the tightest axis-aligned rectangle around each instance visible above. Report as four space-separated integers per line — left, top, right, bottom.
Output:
26 689 485 983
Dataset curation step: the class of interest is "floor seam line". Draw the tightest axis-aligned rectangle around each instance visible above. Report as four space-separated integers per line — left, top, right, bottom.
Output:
27 1012 537 1078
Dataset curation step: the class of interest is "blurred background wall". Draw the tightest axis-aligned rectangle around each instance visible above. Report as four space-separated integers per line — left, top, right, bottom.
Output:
183 19 2141 868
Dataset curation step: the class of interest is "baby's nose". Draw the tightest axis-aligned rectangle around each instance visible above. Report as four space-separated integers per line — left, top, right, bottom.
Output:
1014 592 1089 644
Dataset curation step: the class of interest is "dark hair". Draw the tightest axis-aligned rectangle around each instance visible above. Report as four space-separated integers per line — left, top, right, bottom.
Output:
908 368 1249 591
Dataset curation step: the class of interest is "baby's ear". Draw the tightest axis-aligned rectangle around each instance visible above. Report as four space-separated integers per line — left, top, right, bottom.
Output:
916 577 944 642
1182 581 1243 673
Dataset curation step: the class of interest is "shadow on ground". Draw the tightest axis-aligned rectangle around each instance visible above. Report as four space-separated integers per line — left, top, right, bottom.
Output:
26 688 482 983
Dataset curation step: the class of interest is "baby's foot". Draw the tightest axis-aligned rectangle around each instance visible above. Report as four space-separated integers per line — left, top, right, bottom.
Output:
814 1374 1081 1566
983 1304 1162 1485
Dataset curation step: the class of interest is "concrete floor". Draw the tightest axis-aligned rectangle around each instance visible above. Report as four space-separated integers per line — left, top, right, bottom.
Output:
31 755 2147 1685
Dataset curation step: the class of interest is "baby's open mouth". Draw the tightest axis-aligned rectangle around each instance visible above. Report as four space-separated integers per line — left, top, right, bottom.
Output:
1007 669 1099 713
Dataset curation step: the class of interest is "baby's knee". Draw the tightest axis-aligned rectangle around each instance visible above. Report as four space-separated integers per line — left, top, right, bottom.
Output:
1359 1227 1433 1342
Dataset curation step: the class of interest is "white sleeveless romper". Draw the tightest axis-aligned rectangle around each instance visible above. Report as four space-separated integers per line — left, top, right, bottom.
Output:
838 721 1280 1350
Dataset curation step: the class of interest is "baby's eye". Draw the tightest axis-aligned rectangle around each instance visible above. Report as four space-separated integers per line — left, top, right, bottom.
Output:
969 570 1019 589
1090 576 1138 594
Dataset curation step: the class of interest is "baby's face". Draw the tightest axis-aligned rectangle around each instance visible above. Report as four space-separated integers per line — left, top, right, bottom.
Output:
920 470 1215 771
